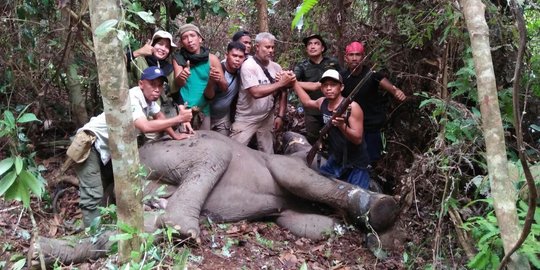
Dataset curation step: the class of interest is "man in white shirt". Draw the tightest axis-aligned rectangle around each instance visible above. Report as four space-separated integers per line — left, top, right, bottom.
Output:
69 66 193 227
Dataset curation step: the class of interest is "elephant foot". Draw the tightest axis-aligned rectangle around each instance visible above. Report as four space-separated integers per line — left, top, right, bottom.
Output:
157 213 201 242
347 188 398 232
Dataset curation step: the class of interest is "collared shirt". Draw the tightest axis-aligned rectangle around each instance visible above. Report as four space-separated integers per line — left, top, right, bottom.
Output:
78 87 160 164
236 57 282 123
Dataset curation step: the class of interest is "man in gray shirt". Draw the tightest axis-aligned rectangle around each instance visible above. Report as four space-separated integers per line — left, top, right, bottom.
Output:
210 42 246 135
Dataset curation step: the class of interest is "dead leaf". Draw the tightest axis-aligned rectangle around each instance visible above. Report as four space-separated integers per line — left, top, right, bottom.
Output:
48 214 61 236
310 244 324 252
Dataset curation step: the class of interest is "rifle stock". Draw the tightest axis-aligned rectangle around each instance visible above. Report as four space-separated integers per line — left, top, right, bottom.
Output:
306 66 376 166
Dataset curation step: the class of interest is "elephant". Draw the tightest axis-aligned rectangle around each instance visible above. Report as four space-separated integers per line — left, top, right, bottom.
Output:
35 130 398 265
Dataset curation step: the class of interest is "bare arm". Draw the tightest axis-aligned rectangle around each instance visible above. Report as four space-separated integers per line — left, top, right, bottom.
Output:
248 71 294 99
210 54 227 92
273 89 288 131
297 81 321 91
133 105 192 133
152 112 192 140
292 81 321 110
379 78 406 101
333 102 364 145
204 54 227 99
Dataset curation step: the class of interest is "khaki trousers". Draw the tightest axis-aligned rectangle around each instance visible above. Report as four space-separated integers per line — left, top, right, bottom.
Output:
230 113 274 154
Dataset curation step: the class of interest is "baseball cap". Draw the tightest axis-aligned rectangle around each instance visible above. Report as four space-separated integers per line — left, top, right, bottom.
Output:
141 66 168 82
319 69 342 83
178 23 204 39
302 34 327 53
151 30 177 48
345 41 364 54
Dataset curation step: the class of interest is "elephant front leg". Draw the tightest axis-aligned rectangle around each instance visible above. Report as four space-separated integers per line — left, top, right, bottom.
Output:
158 156 230 239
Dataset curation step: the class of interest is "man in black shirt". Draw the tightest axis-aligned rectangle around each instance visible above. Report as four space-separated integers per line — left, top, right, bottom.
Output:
292 69 371 188
293 34 341 144
341 41 406 164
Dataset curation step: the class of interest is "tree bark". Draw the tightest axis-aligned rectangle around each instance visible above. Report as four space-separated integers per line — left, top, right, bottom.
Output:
256 0 269 32
88 0 144 262
459 1 529 269
67 59 89 127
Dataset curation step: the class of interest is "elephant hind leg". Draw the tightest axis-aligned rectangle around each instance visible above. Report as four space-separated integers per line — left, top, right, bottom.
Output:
276 209 339 241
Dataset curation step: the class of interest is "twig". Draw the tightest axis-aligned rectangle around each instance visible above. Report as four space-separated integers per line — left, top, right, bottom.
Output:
498 2 537 269
27 207 46 270
448 207 476 260
0 205 21 213
13 206 26 236
66 7 92 32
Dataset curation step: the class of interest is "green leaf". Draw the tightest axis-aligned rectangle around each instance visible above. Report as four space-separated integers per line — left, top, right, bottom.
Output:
117 30 128 46
136 11 155 23
18 170 42 197
468 249 489 269
0 171 17 196
3 110 15 129
0 157 14 176
16 113 39 123
14 156 23 175
291 0 319 30
5 178 31 208
95 19 118 37
11 258 26 270
123 20 139 30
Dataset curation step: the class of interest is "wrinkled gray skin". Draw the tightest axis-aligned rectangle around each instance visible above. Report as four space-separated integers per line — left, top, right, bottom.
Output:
140 131 398 240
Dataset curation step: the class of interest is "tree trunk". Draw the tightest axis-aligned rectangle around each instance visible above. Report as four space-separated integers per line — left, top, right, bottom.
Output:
256 0 269 32
67 59 89 127
88 0 144 263
334 0 346 65
460 1 529 269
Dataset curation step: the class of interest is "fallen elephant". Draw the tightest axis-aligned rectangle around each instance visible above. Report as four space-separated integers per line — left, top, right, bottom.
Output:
35 131 399 265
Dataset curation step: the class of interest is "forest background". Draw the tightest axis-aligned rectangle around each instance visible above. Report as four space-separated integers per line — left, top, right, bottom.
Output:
0 0 539 269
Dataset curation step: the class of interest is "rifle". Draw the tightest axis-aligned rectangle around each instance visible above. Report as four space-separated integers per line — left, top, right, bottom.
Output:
306 65 376 166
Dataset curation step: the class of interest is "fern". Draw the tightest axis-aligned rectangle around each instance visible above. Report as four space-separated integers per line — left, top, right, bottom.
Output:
291 0 319 30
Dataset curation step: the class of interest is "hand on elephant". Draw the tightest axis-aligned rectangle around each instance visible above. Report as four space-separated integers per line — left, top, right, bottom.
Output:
182 122 195 134
273 117 283 131
172 132 193 140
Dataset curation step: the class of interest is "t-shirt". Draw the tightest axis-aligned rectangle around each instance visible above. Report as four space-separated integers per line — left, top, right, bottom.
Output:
341 66 386 131
320 98 369 169
210 61 240 119
78 87 160 164
294 56 341 115
180 59 211 115
236 57 282 123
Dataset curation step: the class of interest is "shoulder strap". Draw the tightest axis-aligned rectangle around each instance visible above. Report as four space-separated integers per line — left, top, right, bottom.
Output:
253 57 275 84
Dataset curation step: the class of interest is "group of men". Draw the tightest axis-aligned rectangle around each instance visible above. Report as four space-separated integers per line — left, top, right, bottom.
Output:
67 23 406 227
